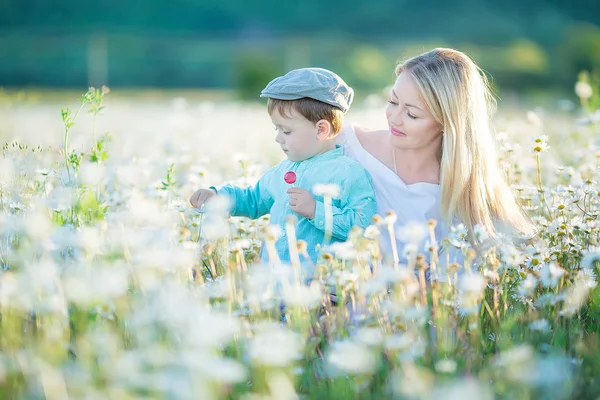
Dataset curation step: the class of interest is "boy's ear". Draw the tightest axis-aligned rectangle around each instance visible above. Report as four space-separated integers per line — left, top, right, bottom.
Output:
316 119 333 140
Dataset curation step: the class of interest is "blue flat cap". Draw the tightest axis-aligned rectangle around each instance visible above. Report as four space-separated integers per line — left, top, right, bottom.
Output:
260 67 354 113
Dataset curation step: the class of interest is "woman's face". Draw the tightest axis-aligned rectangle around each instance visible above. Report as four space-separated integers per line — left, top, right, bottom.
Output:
385 71 443 151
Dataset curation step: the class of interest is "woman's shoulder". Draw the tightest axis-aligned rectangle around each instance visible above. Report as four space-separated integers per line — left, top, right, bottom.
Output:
353 126 388 155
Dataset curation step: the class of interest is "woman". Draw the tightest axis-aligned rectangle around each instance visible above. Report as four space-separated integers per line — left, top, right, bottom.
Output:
338 48 533 268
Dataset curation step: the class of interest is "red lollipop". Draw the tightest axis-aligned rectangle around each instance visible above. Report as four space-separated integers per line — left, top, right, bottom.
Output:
284 171 296 185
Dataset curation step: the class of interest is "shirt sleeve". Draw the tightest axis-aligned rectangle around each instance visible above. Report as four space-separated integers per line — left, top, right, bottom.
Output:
309 166 377 241
211 169 275 219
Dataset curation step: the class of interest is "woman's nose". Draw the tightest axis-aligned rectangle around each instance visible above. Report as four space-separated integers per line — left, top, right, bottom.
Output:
388 109 403 126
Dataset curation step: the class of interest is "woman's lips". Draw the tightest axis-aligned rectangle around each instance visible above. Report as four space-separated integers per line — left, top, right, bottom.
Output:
390 127 406 137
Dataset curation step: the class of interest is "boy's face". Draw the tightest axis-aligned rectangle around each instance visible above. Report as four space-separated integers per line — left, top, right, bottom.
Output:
271 107 329 162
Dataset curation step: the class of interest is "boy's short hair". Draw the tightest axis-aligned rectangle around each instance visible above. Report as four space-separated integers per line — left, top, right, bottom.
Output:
267 97 344 136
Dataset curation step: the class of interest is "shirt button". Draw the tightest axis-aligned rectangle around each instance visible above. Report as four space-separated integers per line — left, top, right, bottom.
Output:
319 221 324 226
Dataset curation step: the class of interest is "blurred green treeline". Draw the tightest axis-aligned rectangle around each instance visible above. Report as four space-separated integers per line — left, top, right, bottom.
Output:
0 0 599 98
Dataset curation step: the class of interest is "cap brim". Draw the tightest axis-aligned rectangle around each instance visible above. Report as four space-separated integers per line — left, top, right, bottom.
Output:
259 92 304 100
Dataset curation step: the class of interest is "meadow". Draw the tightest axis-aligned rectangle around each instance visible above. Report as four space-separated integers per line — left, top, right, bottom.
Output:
0 84 599 399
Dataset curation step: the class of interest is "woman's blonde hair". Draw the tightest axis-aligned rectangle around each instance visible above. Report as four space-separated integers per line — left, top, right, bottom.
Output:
395 48 533 240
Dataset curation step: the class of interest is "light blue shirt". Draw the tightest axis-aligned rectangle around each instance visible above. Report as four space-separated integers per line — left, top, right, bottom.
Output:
213 146 377 264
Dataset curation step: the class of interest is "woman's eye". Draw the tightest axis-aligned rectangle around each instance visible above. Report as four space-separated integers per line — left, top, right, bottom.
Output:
407 111 418 119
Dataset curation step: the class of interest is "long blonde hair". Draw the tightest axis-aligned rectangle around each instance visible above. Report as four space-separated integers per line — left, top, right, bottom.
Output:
395 48 533 239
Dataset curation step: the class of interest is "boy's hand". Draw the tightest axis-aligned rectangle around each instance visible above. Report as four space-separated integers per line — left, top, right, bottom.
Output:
189 189 216 209
287 188 316 219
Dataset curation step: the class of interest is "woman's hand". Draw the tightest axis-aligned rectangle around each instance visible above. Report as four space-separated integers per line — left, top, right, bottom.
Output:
287 188 316 219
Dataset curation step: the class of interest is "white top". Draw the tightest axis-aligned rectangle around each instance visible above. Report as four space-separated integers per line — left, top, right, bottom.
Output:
337 125 463 267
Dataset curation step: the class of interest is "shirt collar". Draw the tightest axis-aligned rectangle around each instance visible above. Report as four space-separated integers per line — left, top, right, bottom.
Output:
302 145 343 163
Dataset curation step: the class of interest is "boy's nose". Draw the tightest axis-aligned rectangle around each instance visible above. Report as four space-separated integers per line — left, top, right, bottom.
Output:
275 132 284 144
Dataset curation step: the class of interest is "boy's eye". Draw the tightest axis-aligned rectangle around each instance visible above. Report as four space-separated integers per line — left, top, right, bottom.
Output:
387 100 398 106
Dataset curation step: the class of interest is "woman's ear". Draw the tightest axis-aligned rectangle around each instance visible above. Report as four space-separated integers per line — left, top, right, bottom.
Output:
316 119 333 140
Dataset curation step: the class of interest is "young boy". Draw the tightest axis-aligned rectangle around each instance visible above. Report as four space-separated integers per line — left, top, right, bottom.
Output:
189 68 377 266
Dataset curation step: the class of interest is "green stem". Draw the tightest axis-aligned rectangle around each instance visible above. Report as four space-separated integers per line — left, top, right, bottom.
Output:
63 103 86 184
535 153 552 219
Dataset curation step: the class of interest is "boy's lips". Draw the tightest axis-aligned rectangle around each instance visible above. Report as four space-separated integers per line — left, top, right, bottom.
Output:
390 127 406 137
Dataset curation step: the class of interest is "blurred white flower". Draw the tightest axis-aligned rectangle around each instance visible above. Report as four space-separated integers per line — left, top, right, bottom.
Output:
580 248 600 269
363 225 380 240
529 319 550 332
458 273 486 316
248 326 302 368
518 274 538 297
538 262 565 288
230 238 251 251
63 264 130 305
125 190 179 227
434 359 457 374
9 201 25 212
184 310 241 348
531 135 549 154
575 81 593 99
400 243 418 260
203 218 230 241
51 224 79 250
448 224 469 248
337 270 360 286
23 210 53 241
500 243 526 266
133 245 194 273
181 353 247 385
327 241 357 260
384 332 415 351
313 183 341 198
495 344 534 367
429 377 493 400
459 273 486 296
327 340 377 376
204 194 231 217
78 226 104 257
264 224 283 241
473 224 489 243
535 293 558 308
578 267 597 288
282 281 321 309
383 211 397 225
396 221 428 244
0 271 36 310
353 327 384 347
